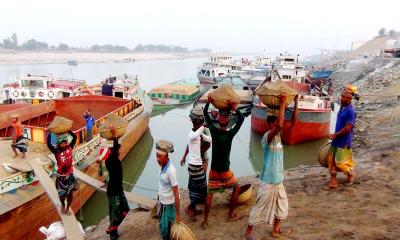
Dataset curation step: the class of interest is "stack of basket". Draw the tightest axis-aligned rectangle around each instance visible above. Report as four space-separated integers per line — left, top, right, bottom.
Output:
208 85 240 110
256 80 297 116
170 222 196 240
98 114 128 140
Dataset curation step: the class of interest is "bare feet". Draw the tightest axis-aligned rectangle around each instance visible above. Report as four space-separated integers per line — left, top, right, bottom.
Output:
272 229 292 238
201 221 209 230
229 213 246 222
347 172 355 183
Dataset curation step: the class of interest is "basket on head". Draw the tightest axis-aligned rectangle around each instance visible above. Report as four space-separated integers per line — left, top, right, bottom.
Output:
98 114 128 140
208 85 240 110
256 80 297 108
237 184 253 204
318 142 331 168
47 116 73 135
170 222 196 240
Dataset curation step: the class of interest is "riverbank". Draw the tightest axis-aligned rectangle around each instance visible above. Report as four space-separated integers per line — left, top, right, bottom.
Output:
86 57 400 239
0 51 208 65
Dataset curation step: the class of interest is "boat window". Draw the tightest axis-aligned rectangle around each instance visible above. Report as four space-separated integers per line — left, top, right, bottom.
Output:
282 75 291 79
115 92 123 98
21 80 44 88
284 58 295 62
206 70 210 76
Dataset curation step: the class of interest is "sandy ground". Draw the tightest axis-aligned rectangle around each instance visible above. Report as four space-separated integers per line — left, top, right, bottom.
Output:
86 58 400 240
0 51 207 65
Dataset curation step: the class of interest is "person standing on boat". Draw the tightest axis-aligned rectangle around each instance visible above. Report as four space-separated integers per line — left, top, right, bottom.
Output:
326 87 357 188
84 109 95 142
180 106 212 218
46 130 78 215
105 126 130 240
156 140 181 240
11 115 27 158
243 96 293 239
201 98 249 229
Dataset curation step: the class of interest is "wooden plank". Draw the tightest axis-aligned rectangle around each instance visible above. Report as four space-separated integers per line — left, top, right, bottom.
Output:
27 158 84 240
74 169 157 210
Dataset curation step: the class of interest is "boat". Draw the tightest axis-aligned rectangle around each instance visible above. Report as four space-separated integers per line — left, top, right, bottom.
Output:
1 74 87 104
148 78 203 115
114 58 135 63
77 74 144 102
251 81 331 145
310 70 334 79
197 53 241 85
273 52 306 82
67 60 78 66
0 90 152 239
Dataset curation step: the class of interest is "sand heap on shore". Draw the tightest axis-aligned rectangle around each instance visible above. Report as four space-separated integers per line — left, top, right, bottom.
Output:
87 58 400 240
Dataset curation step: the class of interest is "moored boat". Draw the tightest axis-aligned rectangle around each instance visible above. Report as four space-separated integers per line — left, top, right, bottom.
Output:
2 74 87 104
251 81 331 145
148 78 203 115
197 53 240 85
0 92 152 239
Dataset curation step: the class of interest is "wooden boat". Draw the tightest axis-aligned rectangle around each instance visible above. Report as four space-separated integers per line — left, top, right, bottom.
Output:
0 93 152 240
148 79 203 115
251 81 331 145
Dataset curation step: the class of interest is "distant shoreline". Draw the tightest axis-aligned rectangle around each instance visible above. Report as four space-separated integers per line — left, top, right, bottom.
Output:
0 51 209 65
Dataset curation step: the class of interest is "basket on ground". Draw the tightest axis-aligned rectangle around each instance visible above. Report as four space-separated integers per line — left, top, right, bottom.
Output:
238 184 253 204
47 116 73 135
98 114 128 140
318 142 331 168
170 222 196 240
208 85 240 110
256 80 297 108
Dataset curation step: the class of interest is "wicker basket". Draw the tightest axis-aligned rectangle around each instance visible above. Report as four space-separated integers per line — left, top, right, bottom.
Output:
258 94 295 108
98 114 128 140
47 116 73 135
208 85 240 110
170 222 196 240
237 184 253 204
256 80 297 108
211 98 231 110
318 142 331 168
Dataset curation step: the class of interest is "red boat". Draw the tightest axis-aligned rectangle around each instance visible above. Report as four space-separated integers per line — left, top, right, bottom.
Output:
251 81 332 145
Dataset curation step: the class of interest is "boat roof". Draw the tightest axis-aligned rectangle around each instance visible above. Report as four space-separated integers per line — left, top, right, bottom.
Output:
149 84 199 96
52 80 82 87
0 104 31 114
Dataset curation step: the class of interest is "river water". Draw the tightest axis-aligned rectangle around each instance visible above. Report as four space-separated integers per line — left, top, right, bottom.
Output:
0 58 335 227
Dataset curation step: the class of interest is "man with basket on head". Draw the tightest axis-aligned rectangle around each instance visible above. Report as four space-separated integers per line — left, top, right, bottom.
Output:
46 116 78 215
180 106 212 219
201 86 249 229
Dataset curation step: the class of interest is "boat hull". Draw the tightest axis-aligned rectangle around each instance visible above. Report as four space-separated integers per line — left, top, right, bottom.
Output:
251 103 331 145
0 107 151 240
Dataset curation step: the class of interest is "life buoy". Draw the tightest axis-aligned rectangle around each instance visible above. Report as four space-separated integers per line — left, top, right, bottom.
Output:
38 91 44 97
21 91 27 97
48 91 55 99
124 86 129 91
124 92 128 97
13 90 19 98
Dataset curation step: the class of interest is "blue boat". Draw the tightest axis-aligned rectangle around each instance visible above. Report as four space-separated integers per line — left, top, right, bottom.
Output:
310 70 333 79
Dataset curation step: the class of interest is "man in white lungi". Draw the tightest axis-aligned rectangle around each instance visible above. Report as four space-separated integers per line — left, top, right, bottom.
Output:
244 95 295 239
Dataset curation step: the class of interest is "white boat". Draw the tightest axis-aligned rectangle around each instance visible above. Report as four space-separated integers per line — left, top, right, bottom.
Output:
273 52 306 82
197 53 240 85
2 75 87 104
77 74 146 103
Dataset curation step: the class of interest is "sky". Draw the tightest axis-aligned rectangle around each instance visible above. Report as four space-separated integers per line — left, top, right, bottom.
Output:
0 0 399 55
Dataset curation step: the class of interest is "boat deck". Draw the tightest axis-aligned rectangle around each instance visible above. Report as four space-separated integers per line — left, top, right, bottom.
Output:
0 140 50 180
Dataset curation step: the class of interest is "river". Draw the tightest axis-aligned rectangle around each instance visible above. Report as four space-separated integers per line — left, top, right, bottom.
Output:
0 58 335 227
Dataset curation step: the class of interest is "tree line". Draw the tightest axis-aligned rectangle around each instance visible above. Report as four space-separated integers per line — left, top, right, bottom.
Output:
378 28 400 37
0 33 211 53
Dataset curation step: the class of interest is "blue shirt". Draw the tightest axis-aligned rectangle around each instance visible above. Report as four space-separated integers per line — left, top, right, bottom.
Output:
85 115 95 130
259 131 284 184
332 104 356 148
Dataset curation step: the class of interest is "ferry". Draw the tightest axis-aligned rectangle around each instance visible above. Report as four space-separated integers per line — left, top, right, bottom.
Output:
0 90 152 239
273 52 306 82
1 74 87 104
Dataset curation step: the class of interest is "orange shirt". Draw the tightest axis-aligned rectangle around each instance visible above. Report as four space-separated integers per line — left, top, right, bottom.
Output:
12 122 23 138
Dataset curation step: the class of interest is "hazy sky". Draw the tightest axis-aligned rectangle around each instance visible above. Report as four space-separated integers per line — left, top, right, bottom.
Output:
0 0 399 55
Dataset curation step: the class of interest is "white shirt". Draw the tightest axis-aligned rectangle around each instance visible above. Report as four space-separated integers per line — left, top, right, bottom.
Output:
158 162 178 204
187 126 212 166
